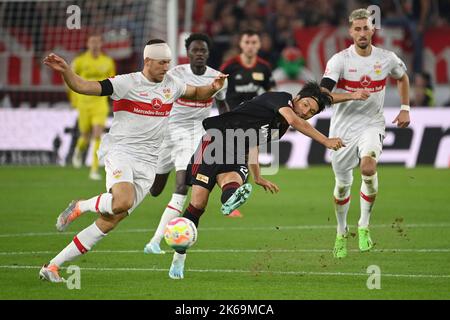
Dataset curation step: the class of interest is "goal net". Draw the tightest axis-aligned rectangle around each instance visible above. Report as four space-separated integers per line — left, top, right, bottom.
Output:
0 0 174 107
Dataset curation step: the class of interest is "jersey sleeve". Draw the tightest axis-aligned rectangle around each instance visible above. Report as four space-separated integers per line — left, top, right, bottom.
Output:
322 53 344 83
389 52 407 79
171 74 187 100
108 74 133 100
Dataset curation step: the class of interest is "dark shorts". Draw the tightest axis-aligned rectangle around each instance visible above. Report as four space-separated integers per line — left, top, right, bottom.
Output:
185 135 250 191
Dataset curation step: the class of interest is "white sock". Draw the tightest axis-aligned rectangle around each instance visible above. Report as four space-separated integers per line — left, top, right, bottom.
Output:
172 251 186 264
151 193 187 244
334 182 351 236
78 193 113 215
359 173 378 228
50 222 106 267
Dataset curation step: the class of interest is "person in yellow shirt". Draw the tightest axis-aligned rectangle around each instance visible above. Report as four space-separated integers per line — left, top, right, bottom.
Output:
69 35 115 180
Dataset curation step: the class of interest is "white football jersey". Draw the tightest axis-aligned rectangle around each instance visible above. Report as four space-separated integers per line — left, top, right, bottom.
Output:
323 45 406 142
167 64 226 130
98 72 187 165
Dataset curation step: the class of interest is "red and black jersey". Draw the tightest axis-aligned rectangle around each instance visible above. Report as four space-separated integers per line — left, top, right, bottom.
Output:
220 55 276 110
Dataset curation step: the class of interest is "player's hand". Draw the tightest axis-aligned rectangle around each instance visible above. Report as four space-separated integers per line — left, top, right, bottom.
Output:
351 90 370 101
211 73 228 91
392 110 410 128
325 137 345 151
43 53 70 73
254 177 280 194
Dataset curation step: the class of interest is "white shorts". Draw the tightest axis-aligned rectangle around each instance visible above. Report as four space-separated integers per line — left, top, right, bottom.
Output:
331 127 384 182
103 151 155 214
156 127 203 174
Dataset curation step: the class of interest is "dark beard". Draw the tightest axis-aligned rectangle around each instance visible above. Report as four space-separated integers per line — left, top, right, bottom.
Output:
357 43 369 50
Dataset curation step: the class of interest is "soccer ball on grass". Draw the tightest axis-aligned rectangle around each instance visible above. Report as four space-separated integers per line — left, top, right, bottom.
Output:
164 217 197 250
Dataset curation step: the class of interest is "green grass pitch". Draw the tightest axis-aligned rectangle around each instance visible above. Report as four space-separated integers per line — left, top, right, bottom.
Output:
0 166 449 299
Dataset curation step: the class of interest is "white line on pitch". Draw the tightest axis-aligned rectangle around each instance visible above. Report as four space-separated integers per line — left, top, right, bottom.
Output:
1 265 449 279
1 248 449 256
1 223 449 238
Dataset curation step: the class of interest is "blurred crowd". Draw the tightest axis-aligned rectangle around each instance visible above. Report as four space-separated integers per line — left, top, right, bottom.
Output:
179 0 450 106
186 0 450 72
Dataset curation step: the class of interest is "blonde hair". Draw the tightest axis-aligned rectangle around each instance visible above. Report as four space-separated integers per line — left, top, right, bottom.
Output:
349 8 372 26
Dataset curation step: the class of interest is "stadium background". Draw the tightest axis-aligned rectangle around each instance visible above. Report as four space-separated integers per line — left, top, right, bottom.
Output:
0 0 449 300
1 0 449 167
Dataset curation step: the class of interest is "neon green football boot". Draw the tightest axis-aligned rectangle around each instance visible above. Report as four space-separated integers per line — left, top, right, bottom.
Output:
333 232 348 258
358 227 373 252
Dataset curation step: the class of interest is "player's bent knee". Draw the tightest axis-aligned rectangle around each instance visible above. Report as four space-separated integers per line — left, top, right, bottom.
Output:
112 198 134 214
361 167 377 177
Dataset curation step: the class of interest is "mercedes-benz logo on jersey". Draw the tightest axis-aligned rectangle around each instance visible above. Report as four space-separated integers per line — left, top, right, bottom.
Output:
151 98 163 110
360 75 372 87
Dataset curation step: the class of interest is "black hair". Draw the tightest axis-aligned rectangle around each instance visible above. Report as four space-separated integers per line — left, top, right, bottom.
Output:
146 39 166 45
185 33 212 51
239 29 260 39
297 81 333 113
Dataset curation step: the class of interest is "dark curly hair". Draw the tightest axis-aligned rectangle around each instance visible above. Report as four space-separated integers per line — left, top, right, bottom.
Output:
185 33 212 51
297 81 333 113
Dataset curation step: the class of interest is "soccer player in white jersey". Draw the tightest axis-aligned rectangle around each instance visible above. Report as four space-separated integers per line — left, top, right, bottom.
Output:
320 9 411 258
144 33 230 255
39 39 227 283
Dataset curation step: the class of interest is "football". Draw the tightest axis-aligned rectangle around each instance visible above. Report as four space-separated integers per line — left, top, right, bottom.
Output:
164 217 198 250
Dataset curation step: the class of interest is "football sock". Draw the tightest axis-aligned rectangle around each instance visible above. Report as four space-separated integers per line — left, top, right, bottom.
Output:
91 138 101 173
50 222 106 267
78 193 113 215
182 204 204 228
333 181 351 236
359 173 378 228
176 204 204 254
172 251 187 264
221 182 240 204
75 136 88 153
151 193 187 243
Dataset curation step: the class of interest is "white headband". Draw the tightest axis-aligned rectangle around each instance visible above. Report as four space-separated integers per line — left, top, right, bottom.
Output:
143 43 172 60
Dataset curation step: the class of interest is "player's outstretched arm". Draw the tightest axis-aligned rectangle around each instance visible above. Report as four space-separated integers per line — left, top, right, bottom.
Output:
322 88 371 104
279 106 345 151
320 77 370 104
43 53 102 96
248 146 279 193
182 74 228 100
392 73 411 128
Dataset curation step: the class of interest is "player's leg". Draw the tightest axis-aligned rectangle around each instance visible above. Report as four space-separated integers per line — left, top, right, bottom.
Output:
89 104 108 180
40 182 134 282
55 153 135 231
332 170 353 258
149 173 170 197
145 171 188 254
42 154 154 282
169 147 216 279
72 107 91 168
331 143 358 258
217 166 252 216
169 184 210 280
145 136 178 253
357 129 382 251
